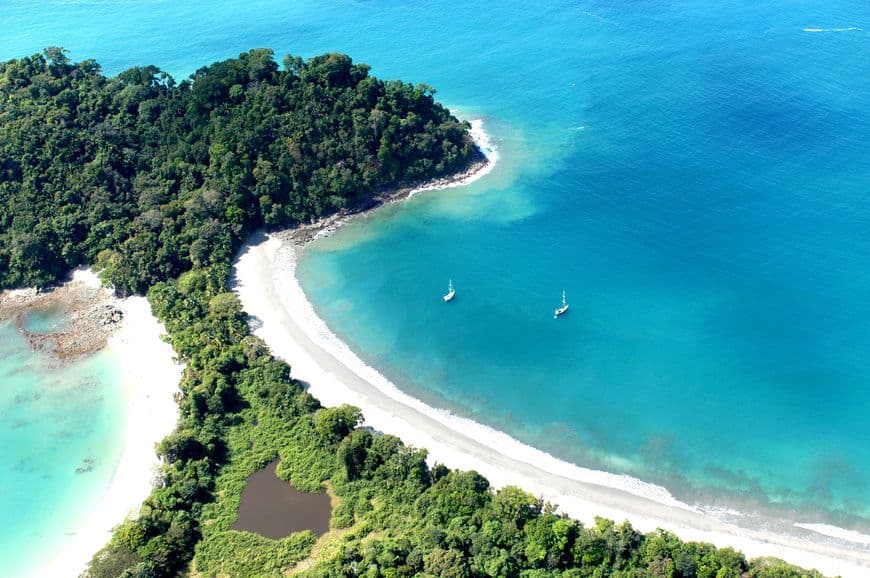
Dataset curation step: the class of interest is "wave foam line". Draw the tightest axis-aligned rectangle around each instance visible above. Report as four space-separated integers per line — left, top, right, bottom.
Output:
794 523 870 546
803 26 862 32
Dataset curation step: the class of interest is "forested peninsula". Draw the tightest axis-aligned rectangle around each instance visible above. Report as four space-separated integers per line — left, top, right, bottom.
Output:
0 49 825 578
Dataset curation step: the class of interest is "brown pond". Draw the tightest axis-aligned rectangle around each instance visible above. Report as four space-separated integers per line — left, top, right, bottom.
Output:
231 460 331 539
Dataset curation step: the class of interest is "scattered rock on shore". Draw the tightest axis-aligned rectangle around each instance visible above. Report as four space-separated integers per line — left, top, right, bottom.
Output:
0 270 122 363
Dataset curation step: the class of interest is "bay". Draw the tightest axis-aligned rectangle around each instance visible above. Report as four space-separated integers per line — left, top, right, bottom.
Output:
2 0 868 556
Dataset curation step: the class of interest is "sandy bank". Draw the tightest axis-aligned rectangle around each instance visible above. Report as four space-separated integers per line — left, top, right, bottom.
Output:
26 272 182 578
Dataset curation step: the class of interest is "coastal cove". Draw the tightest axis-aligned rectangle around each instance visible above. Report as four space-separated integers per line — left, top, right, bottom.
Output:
287 104 870 569
0 272 181 578
294 110 870 529
233 231 870 578
0 317 122 578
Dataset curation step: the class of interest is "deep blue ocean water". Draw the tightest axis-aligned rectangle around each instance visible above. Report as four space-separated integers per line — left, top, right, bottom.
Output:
2 0 869 572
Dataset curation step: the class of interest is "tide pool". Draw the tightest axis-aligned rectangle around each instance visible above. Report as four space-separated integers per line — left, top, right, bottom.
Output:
2 0 868 550
0 320 124 578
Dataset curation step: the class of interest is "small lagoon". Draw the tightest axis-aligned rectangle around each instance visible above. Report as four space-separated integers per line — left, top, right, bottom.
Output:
232 460 331 539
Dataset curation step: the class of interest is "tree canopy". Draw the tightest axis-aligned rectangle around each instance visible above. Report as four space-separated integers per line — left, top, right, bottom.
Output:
0 48 477 292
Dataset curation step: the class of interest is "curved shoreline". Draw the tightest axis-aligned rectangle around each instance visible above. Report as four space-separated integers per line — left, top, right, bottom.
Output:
31 272 182 578
233 235 869 578
230 123 868 577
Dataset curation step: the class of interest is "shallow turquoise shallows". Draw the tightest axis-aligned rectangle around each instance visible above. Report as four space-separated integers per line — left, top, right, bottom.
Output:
0 321 123 578
2 1 869 571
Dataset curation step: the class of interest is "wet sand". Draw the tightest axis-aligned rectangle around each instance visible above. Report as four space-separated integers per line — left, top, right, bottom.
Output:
232 460 331 539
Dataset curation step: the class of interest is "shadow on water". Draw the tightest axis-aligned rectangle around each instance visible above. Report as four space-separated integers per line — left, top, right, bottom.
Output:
231 460 331 539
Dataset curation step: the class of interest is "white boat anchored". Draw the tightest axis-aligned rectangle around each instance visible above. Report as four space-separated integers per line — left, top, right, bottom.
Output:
554 290 569 318
443 279 455 302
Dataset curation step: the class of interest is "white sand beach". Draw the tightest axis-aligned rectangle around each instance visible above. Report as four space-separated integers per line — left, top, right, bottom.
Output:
36 271 182 578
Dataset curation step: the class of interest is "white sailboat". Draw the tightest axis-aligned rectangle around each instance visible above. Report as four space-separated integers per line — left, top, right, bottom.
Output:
443 279 455 302
554 290 569 318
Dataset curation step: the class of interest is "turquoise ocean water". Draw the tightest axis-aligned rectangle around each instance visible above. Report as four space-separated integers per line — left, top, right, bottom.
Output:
3 0 869 568
0 319 123 577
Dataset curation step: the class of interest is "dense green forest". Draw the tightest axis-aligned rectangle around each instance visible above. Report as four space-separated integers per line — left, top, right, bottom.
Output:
0 49 828 578
0 47 477 292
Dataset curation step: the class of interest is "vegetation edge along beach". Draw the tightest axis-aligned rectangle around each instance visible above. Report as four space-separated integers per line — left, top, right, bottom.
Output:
0 48 862 576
